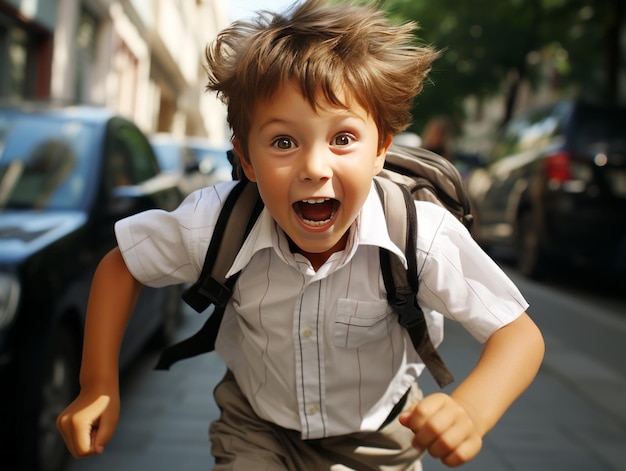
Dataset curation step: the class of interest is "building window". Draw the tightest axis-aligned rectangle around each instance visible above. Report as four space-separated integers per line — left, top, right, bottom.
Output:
0 10 51 100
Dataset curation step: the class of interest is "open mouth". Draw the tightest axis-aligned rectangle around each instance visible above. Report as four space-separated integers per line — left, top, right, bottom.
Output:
293 198 340 227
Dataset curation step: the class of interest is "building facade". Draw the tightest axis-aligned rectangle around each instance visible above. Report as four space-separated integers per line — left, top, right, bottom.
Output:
0 0 229 143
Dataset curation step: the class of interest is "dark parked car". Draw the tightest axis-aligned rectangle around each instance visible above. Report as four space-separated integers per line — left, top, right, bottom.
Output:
149 133 215 196
0 104 184 471
465 100 626 278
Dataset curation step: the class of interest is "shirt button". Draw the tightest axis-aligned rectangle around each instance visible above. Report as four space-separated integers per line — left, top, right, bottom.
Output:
301 327 313 338
306 405 318 415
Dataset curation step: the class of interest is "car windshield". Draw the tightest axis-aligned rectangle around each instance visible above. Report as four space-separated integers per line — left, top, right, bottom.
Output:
0 113 97 210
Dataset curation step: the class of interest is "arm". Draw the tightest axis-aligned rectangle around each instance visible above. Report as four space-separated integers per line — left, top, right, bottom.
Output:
56 247 142 458
400 312 545 467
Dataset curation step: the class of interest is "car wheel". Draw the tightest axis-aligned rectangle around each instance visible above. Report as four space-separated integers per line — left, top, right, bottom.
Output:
35 325 80 471
515 210 547 279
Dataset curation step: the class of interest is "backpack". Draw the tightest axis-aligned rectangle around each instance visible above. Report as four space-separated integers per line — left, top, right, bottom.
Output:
155 144 473 388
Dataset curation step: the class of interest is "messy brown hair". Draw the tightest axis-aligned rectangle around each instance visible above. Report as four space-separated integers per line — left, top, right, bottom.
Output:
205 0 439 161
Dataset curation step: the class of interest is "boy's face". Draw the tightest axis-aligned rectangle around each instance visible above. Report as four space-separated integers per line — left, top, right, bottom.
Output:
236 82 390 269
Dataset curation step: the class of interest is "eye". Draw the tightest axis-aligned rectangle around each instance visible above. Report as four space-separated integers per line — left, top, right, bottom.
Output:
331 133 354 147
272 137 295 150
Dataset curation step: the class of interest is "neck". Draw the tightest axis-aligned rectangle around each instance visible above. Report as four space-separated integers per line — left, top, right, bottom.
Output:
288 232 350 271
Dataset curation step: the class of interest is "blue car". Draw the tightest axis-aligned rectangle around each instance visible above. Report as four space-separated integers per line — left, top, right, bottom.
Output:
0 104 184 471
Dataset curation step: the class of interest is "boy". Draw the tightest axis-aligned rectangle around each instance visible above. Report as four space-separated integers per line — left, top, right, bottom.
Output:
57 0 545 469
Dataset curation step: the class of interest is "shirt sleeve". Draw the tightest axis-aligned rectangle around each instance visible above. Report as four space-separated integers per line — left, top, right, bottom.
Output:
415 201 529 343
114 181 238 287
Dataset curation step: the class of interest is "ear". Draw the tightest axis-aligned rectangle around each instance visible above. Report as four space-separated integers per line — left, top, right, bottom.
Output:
373 135 393 175
233 139 257 182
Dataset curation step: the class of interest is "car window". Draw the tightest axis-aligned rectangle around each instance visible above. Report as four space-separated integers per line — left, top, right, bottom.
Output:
151 140 197 173
151 141 180 172
490 105 564 161
517 107 561 152
0 115 95 210
107 121 159 187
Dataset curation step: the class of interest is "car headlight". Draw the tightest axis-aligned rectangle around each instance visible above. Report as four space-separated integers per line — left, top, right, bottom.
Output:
0 273 20 329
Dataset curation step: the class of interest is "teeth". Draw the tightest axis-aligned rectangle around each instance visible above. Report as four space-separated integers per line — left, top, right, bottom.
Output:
302 218 331 227
302 198 330 204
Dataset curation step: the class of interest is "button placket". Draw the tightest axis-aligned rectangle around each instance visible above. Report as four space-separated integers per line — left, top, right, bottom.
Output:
294 277 327 437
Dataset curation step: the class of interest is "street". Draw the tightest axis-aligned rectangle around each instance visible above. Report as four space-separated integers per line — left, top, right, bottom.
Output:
65 266 626 471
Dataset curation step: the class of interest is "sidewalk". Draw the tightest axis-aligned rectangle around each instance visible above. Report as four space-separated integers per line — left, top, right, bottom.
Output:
67 304 626 471
65 309 223 471
419 320 626 471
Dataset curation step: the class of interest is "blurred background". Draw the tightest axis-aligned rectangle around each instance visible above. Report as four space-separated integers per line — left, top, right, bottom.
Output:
0 0 230 144
0 1 625 470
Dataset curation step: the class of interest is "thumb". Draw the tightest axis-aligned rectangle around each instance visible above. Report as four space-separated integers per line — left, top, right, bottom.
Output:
398 411 411 426
398 401 420 428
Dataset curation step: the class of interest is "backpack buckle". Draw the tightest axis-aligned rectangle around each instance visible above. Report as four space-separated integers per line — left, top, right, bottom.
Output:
389 291 425 330
182 277 232 313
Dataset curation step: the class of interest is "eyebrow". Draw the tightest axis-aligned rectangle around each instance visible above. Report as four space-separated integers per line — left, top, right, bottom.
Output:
258 110 369 132
257 118 292 133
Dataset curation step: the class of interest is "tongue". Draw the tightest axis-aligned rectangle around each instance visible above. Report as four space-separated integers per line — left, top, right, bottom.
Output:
297 201 334 222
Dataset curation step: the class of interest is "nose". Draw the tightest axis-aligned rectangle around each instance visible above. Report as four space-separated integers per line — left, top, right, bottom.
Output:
299 147 333 182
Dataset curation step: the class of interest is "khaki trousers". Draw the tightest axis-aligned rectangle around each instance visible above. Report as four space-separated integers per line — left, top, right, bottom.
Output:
209 371 424 471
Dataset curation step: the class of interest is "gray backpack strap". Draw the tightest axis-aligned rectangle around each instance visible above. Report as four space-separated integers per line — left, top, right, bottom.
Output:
374 177 454 388
181 181 263 313
155 180 263 370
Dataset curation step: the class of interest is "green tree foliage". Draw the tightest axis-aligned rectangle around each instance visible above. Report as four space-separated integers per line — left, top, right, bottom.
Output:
383 0 624 132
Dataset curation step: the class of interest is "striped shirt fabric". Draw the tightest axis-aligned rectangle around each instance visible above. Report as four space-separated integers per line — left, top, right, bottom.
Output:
115 181 528 439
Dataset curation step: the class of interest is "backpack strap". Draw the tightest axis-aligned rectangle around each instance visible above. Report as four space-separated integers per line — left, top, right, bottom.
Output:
154 180 264 370
374 177 454 388
156 176 454 388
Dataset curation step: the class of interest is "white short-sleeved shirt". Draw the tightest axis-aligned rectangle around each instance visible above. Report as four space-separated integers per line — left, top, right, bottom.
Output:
115 181 528 439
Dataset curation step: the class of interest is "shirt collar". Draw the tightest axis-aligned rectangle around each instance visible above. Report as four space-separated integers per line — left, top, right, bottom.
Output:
226 182 408 278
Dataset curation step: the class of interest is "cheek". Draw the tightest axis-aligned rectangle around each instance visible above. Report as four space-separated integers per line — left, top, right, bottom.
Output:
257 180 289 218
340 179 371 217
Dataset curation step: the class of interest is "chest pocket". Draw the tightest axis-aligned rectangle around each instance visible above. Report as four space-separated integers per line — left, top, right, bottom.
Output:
333 299 394 349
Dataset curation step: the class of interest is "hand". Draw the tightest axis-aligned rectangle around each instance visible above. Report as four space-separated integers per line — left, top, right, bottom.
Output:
56 387 120 458
399 392 483 467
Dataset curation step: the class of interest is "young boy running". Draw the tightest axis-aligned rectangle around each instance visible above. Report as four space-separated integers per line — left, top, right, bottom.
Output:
57 1 545 469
